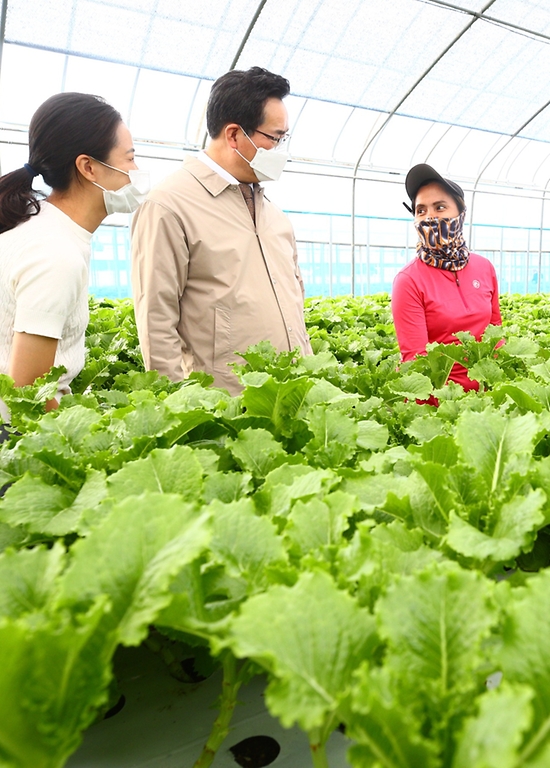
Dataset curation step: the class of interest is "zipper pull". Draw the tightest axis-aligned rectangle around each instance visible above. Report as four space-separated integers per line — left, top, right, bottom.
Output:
455 272 460 287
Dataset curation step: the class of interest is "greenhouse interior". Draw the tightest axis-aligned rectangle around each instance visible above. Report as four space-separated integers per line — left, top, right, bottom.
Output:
4 2 550 768
3 0 550 298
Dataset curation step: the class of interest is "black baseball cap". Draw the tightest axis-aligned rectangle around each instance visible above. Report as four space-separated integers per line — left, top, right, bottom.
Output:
405 164 465 213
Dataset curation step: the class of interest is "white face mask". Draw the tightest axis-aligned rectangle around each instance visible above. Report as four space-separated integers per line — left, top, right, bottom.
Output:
235 129 289 182
92 159 150 214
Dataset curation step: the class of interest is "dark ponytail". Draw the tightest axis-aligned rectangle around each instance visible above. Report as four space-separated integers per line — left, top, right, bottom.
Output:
0 92 122 235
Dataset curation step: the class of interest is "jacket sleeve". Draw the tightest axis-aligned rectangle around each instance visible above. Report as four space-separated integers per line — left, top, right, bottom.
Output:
391 270 430 361
290 233 305 300
291 233 313 354
131 199 190 381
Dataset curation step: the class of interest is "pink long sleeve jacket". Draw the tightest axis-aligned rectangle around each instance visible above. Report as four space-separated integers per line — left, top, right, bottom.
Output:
392 253 502 391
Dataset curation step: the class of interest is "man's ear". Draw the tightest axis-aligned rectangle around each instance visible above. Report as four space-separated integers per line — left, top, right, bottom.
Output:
74 154 97 182
224 123 240 149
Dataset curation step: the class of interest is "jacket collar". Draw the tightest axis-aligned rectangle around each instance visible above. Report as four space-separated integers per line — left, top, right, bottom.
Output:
184 155 234 198
184 155 264 199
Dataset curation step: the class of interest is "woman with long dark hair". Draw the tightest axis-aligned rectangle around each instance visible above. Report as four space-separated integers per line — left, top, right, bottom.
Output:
0 92 148 421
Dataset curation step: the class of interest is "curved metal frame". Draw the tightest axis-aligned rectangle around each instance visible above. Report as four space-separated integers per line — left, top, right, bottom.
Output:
0 0 8 175
537 174 550 293
349 0 498 295
200 0 269 149
468 96 550 241
0 0 8 91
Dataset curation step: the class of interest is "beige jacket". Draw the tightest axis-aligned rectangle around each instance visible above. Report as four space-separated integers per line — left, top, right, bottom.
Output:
131 156 312 394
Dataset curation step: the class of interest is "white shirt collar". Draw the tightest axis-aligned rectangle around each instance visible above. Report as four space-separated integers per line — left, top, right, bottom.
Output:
197 150 239 185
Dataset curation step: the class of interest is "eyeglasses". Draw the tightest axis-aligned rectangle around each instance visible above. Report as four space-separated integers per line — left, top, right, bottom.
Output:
254 129 290 147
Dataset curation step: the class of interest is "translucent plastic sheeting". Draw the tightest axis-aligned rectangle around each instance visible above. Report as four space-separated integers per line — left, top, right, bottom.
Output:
2 0 550 196
519 108 550 143
0 45 66 125
4 0 256 78
400 19 550 135
490 0 550 34
240 0 470 111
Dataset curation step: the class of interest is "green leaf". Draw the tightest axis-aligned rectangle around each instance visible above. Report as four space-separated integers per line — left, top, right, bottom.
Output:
285 491 357 555
254 465 339 518
0 544 65 618
505 337 540 358
0 521 27 554
118 400 179 441
304 405 358 467
356 420 389 451
203 471 253 504
163 383 233 413
224 570 377 732
305 378 360 407
69 470 109 536
453 683 534 768
241 375 314 437
0 474 76 535
456 410 540 495
389 372 433 400
414 461 460 525
405 415 447 444
374 562 498 738
38 405 103 448
468 358 505 386
446 489 546 562
345 665 439 768
57 493 212 645
339 521 443 609
209 498 287 591
410 435 459 466
226 428 288 478
339 470 412 518
106 445 203 503
0 598 114 768
491 383 544 414
498 570 550 743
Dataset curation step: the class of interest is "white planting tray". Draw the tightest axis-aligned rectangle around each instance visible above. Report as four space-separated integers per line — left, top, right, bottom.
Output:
67 645 352 768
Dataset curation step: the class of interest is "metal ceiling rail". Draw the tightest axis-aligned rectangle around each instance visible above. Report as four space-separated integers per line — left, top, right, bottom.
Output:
349 0 498 295
537 174 550 293
0 0 7 176
200 0 269 149
418 0 550 44
468 96 550 241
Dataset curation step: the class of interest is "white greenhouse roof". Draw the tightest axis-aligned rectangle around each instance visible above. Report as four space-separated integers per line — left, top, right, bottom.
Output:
1 0 550 190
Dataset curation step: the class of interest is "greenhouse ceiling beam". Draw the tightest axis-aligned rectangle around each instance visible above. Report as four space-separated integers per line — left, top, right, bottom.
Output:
468 98 550 240
349 0 498 296
0 0 8 93
200 0 269 149
228 0 269 71
0 0 7 176
418 0 550 44
537 175 550 292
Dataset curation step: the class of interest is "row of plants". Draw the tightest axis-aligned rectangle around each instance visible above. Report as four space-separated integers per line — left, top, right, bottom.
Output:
1 294 550 768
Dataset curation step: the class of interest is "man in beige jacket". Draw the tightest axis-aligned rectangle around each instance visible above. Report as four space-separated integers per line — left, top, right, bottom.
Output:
131 67 312 395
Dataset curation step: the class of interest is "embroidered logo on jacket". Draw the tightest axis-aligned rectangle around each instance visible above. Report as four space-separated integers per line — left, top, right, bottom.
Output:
472 280 480 289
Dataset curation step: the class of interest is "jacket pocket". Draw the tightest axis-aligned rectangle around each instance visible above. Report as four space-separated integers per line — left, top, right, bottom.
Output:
213 306 232 374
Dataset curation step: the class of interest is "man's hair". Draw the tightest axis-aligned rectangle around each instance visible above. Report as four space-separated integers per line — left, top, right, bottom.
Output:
206 66 290 138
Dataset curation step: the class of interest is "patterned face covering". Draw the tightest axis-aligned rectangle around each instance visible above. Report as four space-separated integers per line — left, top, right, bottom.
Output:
415 210 469 271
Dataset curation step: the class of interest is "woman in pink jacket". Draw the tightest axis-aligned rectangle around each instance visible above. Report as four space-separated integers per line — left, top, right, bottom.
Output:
392 163 501 393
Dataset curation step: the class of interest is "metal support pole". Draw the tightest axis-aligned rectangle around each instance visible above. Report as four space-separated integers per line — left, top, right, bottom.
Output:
350 0 497 296
200 0 269 150
538 177 550 293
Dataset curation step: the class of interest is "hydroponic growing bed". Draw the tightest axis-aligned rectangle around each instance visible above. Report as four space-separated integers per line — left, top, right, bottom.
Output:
2 293 550 768
66 644 351 767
